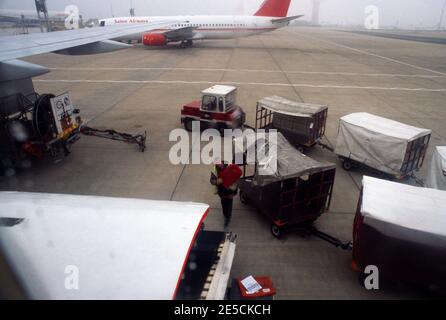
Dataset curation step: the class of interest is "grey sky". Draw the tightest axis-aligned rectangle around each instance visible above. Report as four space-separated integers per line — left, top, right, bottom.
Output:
1 0 445 28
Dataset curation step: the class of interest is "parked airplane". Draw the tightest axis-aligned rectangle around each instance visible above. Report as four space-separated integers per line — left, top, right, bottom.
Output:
99 0 302 48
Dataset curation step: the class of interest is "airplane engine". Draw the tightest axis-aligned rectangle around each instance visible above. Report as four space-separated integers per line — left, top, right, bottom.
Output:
142 33 167 46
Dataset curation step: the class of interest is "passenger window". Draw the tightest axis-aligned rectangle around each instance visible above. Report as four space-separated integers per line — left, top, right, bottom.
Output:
202 96 217 112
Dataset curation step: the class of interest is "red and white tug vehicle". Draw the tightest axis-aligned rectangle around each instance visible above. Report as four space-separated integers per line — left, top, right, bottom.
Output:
181 85 246 132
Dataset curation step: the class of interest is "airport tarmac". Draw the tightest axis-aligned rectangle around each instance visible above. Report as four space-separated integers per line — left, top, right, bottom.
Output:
2 26 446 299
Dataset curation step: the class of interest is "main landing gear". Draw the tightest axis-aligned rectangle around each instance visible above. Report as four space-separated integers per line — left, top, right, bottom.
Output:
179 40 194 48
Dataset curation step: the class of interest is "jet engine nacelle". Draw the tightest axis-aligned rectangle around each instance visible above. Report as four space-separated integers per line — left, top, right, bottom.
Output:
142 33 167 46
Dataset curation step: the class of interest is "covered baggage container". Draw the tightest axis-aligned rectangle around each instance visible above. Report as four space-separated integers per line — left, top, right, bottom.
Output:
426 146 446 191
353 177 446 291
255 96 329 152
335 113 431 178
236 132 336 238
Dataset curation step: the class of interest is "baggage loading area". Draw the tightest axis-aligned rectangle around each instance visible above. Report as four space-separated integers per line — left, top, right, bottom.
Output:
1 26 446 299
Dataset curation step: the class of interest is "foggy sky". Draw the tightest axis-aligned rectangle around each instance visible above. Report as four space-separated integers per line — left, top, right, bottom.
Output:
1 0 445 29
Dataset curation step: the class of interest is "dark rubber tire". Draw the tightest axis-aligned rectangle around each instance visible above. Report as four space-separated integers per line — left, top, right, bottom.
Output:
239 191 249 205
271 223 283 239
342 160 353 171
184 119 193 131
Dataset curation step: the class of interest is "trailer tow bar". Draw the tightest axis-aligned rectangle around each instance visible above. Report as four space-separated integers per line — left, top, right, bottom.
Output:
409 173 425 187
317 136 335 152
81 126 147 152
310 227 352 251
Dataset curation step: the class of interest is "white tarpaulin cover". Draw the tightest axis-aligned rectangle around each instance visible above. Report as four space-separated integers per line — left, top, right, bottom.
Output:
426 146 446 191
257 96 327 118
0 192 209 300
336 113 431 175
361 176 446 245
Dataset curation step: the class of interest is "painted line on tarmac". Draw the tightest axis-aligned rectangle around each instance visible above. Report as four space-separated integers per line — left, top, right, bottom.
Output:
48 67 446 79
35 79 446 92
296 33 446 76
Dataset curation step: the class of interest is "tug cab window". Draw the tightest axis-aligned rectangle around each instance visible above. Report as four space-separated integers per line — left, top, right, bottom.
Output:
218 97 224 112
225 92 236 110
202 95 217 112
100 20 105 27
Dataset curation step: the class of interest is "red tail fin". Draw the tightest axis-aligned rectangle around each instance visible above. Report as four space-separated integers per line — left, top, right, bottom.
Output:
254 0 291 17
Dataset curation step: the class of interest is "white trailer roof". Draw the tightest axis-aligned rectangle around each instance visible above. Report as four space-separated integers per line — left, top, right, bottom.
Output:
361 176 446 238
0 192 209 300
340 113 431 141
202 85 236 96
258 96 327 117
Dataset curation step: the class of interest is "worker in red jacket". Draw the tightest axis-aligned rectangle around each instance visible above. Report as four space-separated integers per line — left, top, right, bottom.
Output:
210 162 239 227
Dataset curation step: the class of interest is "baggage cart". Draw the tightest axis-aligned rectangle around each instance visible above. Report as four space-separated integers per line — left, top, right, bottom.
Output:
335 113 431 179
236 132 336 238
255 96 330 153
426 146 446 191
353 176 446 291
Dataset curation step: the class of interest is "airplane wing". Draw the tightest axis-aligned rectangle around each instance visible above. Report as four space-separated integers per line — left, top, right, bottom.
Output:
0 192 209 300
0 20 179 63
163 26 200 41
271 15 304 24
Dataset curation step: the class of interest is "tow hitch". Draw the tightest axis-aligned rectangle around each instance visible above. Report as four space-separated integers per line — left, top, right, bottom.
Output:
310 227 353 251
81 126 147 152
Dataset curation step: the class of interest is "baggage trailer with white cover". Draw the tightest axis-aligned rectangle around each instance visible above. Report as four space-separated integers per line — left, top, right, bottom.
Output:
0 192 236 300
426 146 446 191
335 113 431 178
255 96 330 153
352 177 446 291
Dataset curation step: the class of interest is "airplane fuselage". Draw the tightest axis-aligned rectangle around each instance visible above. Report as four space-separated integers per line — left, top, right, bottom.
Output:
100 15 290 42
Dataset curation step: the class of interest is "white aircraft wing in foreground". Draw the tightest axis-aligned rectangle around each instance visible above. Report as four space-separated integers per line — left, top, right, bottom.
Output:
0 21 179 63
0 192 209 300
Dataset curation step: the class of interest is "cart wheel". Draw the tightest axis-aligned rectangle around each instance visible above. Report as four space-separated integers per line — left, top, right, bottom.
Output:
297 145 305 153
271 224 283 239
342 160 353 171
184 119 193 132
239 191 249 205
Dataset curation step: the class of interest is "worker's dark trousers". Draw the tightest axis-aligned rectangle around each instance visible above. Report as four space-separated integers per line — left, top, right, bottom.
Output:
221 197 233 222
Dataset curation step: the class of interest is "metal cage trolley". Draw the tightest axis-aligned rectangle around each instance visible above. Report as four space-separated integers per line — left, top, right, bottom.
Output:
255 96 331 153
235 132 336 238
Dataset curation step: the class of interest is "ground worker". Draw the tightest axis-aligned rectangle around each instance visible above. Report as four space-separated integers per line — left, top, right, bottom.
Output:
210 162 239 227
